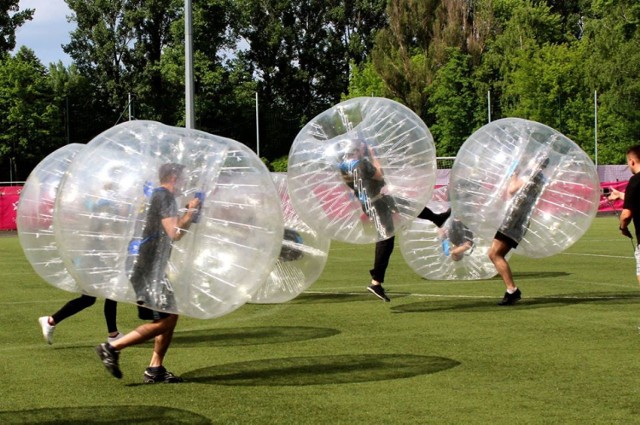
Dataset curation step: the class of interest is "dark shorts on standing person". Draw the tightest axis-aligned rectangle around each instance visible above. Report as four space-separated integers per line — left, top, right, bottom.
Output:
137 305 172 321
494 231 519 249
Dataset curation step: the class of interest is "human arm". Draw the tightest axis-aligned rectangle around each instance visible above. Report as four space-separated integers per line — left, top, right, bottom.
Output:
162 197 200 241
450 241 473 256
365 144 384 181
507 174 524 195
607 188 624 201
619 208 633 238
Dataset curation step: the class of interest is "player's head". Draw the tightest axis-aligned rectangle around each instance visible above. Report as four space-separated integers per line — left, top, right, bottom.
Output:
159 163 185 183
626 145 640 174
337 138 363 161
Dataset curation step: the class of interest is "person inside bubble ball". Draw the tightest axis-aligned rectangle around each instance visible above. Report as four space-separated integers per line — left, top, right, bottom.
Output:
489 154 551 306
368 206 451 301
614 145 640 287
38 181 125 345
440 218 475 262
337 137 397 240
95 162 200 383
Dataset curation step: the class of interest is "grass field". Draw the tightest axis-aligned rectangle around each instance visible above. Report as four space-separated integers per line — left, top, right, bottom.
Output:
1 216 639 424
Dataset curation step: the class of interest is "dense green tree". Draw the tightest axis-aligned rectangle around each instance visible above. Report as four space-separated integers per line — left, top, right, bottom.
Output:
48 61 112 144
0 0 33 56
583 0 640 164
0 48 63 181
63 0 139 124
427 48 477 156
236 0 387 157
342 59 389 99
126 0 182 123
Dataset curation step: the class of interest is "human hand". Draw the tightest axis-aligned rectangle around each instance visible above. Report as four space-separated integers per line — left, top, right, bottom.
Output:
187 197 201 210
608 188 623 201
620 226 632 239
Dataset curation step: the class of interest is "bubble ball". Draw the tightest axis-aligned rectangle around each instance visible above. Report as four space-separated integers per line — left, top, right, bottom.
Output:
399 186 502 280
17 144 85 292
249 173 331 303
52 120 284 319
287 97 436 244
449 118 599 258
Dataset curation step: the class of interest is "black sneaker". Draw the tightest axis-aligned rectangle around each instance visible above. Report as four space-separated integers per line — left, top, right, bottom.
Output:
95 343 122 379
367 284 391 302
144 368 184 384
498 288 522 306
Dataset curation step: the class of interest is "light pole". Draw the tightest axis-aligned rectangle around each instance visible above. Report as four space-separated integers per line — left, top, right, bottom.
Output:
185 0 195 129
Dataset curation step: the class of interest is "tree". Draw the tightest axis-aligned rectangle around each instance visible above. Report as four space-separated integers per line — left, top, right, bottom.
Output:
427 48 477 156
0 48 63 181
583 0 640 164
48 61 112 145
372 0 497 117
236 0 387 158
64 0 143 123
0 0 33 56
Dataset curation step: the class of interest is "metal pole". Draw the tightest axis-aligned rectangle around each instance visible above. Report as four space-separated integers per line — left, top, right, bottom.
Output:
65 96 70 144
487 90 491 123
128 92 132 120
594 90 598 167
185 0 195 129
256 92 260 157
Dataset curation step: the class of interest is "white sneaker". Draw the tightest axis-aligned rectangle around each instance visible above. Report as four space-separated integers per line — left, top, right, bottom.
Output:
107 332 125 344
38 316 55 344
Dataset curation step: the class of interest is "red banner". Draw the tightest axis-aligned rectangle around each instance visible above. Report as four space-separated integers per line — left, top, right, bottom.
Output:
0 186 22 230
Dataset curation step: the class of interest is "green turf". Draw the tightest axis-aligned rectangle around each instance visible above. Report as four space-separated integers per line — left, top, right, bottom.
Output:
1 216 639 424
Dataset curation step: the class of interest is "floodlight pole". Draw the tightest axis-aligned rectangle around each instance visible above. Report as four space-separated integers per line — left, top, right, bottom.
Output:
185 0 195 129
487 90 491 123
594 90 598 167
256 92 260 157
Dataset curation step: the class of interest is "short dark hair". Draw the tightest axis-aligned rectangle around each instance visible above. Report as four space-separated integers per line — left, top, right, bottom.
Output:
627 145 640 161
159 163 185 183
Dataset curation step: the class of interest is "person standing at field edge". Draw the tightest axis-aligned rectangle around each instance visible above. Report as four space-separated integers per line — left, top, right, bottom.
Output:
615 145 640 287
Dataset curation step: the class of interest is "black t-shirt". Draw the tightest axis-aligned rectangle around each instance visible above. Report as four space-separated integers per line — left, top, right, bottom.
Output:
623 173 640 241
342 158 385 199
131 187 178 286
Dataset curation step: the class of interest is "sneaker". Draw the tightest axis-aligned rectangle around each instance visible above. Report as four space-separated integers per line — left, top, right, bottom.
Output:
38 316 55 344
107 332 124 344
95 343 122 379
498 288 522 306
367 284 391 302
144 368 184 384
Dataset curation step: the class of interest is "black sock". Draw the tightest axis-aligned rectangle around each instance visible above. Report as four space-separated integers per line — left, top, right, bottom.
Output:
146 366 166 374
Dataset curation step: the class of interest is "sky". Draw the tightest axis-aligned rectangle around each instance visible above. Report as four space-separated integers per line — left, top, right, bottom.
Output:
13 0 75 66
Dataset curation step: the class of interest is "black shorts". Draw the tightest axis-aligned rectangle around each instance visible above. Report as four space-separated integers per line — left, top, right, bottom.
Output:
494 231 519 249
137 304 172 321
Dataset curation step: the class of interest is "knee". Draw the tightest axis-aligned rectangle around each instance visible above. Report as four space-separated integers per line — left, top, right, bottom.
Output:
488 250 500 264
158 314 178 331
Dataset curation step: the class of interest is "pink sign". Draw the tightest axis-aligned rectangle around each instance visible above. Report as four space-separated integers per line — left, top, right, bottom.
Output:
0 186 22 230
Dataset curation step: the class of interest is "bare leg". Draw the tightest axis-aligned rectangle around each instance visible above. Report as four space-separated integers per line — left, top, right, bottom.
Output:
110 314 178 357
149 316 178 367
488 238 516 291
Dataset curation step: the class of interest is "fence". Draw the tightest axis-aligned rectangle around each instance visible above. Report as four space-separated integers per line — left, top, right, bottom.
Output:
0 165 631 231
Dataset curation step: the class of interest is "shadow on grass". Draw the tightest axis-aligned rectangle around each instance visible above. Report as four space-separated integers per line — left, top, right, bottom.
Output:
291 292 412 303
51 326 340 351
0 405 211 424
181 354 460 386
392 292 640 313
172 326 340 347
289 292 373 303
